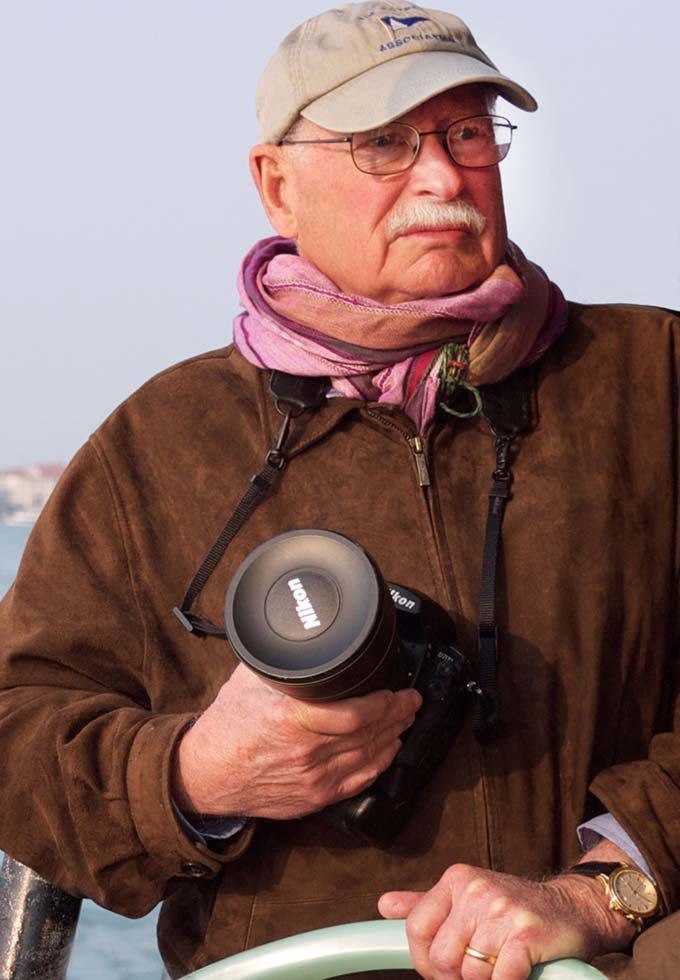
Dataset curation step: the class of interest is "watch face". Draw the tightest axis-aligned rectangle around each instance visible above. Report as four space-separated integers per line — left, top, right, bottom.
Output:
610 868 659 916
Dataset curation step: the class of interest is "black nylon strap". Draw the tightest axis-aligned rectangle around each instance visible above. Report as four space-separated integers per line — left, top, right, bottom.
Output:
472 434 513 739
470 369 536 739
172 371 329 638
172 454 285 638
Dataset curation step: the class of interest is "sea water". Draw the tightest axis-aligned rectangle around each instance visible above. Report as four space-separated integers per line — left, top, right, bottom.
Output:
0 523 165 979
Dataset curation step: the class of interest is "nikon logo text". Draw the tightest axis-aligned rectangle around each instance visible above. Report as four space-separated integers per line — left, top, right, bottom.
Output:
389 587 416 611
288 578 321 630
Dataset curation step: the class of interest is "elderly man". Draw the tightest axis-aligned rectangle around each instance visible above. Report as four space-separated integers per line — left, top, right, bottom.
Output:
0 3 678 979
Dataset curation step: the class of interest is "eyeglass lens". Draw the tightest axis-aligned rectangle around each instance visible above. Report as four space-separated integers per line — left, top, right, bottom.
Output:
350 115 513 175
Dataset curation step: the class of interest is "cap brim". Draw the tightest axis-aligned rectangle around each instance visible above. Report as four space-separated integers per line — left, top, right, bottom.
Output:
301 50 537 133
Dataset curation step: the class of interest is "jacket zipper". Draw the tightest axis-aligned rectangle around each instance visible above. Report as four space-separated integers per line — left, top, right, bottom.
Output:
366 409 432 490
366 409 469 608
407 435 431 487
365 408 458 606
367 406 493 868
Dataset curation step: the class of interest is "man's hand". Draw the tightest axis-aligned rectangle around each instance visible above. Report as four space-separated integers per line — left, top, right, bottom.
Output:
379 857 637 980
172 664 422 820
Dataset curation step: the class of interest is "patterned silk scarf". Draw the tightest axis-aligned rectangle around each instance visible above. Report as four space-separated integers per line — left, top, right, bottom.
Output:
233 236 567 432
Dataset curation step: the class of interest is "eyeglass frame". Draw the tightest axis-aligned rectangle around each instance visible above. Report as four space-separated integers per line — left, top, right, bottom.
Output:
278 114 517 176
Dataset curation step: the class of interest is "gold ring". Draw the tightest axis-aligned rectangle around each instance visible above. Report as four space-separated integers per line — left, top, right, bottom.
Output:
464 945 498 966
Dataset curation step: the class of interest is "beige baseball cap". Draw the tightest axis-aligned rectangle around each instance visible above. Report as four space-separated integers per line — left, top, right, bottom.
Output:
256 2 537 143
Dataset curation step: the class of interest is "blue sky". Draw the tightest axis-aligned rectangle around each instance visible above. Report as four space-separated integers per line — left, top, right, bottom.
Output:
1 1 678 469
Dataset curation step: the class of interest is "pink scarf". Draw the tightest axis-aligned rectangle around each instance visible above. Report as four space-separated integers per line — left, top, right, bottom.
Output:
234 236 567 432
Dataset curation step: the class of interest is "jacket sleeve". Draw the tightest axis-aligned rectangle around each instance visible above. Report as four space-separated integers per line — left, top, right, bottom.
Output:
589 709 680 916
588 309 680 916
0 439 254 917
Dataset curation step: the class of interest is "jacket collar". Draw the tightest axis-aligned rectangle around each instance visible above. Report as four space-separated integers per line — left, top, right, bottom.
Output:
245 347 539 464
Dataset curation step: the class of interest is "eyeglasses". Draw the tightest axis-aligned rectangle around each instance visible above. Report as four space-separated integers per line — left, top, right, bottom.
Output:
279 114 516 176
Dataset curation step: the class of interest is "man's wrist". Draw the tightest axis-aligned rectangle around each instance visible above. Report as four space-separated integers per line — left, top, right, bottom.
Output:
549 873 638 954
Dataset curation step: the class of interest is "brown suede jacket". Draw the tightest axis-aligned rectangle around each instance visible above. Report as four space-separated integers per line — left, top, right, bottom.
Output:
0 302 679 979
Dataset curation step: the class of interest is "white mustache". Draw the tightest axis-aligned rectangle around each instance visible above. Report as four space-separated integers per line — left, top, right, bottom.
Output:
387 200 487 239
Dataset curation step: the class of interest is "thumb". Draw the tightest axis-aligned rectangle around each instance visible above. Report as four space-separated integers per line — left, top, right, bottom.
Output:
378 890 423 919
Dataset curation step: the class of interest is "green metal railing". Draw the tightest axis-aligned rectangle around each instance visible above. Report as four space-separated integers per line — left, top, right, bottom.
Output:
181 919 607 980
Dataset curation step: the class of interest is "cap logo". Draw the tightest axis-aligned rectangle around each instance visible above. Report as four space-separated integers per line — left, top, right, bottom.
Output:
381 14 431 36
373 10 460 52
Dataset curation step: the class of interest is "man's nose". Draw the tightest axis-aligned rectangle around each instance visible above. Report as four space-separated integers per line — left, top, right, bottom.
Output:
409 133 466 198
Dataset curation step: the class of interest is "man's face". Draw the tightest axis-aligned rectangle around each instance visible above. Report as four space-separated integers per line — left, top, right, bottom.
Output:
267 86 508 304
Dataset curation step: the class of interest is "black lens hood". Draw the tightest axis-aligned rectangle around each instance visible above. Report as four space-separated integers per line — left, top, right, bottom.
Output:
224 529 398 701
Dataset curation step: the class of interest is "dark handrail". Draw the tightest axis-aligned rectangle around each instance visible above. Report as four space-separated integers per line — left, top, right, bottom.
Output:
0 854 81 980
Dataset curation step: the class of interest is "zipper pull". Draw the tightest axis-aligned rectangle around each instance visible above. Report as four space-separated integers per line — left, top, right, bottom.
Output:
408 436 431 487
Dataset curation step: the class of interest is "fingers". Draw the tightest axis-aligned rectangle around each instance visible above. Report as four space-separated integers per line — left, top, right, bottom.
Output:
378 890 423 919
314 692 421 799
403 877 461 979
379 865 600 980
466 940 532 980
332 735 405 799
402 870 525 979
293 686 422 737
326 704 418 760
227 665 421 744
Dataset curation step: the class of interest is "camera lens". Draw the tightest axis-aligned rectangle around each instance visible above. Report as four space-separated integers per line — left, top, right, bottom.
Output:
224 529 400 701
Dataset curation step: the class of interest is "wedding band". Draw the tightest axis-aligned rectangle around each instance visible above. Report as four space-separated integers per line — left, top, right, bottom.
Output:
464 944 498 966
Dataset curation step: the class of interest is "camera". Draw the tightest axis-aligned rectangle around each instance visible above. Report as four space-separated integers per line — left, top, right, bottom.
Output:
224 528 475 847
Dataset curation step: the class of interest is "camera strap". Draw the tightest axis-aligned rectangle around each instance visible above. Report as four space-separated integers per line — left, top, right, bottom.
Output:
471 432 512 739
473 366 537 739
173 362 536 746
172 371 328 637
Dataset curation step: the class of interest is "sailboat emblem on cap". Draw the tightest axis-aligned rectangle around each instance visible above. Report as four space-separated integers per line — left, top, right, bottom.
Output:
381 14 432 37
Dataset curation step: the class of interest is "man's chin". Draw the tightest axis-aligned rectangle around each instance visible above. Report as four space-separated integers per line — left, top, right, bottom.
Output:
388 255 495 302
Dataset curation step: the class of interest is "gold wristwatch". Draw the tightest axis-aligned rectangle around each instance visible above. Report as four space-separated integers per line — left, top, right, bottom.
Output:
567 861 660 933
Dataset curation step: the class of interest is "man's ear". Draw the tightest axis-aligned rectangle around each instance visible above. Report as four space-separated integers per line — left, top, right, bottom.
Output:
249 145 298 238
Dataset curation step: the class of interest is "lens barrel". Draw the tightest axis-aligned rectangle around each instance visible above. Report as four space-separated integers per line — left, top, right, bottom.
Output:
224 529 402 701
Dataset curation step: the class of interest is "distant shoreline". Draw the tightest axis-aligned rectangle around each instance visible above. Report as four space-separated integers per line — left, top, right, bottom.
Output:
0 464 64 524
1 514 38 527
